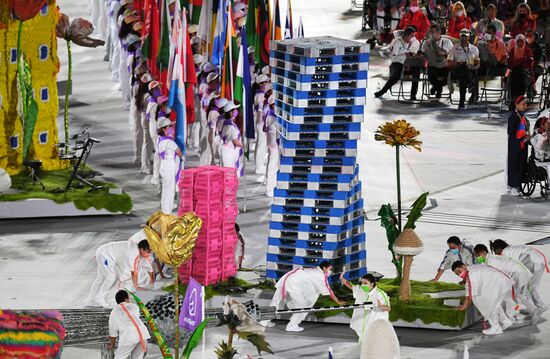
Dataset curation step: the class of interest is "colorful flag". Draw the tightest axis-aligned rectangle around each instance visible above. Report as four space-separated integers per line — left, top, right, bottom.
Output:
190 0 203 24
221 2 238 99
284 0 293 39
197 0 213 56
179 277 204 331
272 0 282 40
158 0 171 70
142 0 161 79
235 27 254 141
168 10 198 153
296 15 304 38
212 0 227 66
245 0 256 55
255 0 270 68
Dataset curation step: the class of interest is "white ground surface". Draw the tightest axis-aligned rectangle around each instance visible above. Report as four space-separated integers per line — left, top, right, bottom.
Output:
1 0 550 358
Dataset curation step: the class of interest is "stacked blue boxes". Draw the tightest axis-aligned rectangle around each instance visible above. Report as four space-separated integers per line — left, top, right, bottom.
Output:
266 37 369 282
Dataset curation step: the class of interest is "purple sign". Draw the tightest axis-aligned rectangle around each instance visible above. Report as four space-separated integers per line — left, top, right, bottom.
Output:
179 277 203 331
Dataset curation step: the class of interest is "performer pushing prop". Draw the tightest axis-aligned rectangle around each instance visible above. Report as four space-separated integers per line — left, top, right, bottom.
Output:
261 261 344 332
452 261 514 335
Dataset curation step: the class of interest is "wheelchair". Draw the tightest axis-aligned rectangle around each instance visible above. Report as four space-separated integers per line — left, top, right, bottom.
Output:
520 154 549 199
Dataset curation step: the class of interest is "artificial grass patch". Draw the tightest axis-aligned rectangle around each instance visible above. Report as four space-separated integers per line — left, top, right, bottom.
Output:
314 279 466 328
1 168 132 214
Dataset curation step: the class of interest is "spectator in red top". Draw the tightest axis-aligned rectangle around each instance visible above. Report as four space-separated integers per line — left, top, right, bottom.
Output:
508 34 534 99
509 3 536 38
397 0 430 40
447 2 472 39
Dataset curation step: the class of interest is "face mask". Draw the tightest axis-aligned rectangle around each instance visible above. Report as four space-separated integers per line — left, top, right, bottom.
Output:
476 256 486 264
361 284 371 292
325 270 332 277
410 6 419 13
484 33 493 41
456 10 464 17
450 249 460 255
459 270 468 279
166 126 175 137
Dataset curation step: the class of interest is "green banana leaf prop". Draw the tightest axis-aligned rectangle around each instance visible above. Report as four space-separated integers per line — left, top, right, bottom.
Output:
378 203 402 278
17 50 38 160
128 291 174 359
181 318 209 359
404 192 429 230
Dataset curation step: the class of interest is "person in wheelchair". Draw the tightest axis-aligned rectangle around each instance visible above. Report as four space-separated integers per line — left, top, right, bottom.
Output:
374 26 421 100
422 24 453 98
375 0 407 40
447 28 480 108
477 24 508 78
530 114 550 186
397 0 430 41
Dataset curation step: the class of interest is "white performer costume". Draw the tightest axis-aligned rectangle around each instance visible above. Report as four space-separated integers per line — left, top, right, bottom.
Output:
119 40 132 109
108 0 121 82
97 0 109 41
269 267 336 330
158 133 180 214
198 85 213 165
109 302 151 359
264 100 279 197
210 98 228 165
464 264 514 334
483 254 536 315
220 118 243 175
86 238 153 307
502 245 549 308
129 80 143 165
254 77 269 174
147 106 160 185
350 285 390 341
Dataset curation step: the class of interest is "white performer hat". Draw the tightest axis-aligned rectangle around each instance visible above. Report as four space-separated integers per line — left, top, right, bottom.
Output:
156 117 172 130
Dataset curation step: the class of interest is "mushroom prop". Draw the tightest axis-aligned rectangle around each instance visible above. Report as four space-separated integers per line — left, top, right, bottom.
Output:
393 228 424 301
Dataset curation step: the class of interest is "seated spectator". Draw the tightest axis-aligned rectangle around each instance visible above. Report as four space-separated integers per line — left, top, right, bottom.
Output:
447 28 480 109
461 0 482 22
508 34 534 99
422 24 453 98
376 0 407 35
475 4 505 39
447 2 472 39
477 24 508 77
397 0 431 41
374 27 421 100
509 3 536 37
526 28 544 82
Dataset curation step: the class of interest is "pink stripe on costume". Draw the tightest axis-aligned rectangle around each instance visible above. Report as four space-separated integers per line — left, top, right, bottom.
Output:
281 268 302 300
323 274 337 301
532 248 550 273
120 303 147 353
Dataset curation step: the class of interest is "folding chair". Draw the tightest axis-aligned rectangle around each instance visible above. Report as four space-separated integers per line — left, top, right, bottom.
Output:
478 66 510 112
395 57 428 104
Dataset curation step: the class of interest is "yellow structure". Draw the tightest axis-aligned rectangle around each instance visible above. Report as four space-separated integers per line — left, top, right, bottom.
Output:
0 0 63 175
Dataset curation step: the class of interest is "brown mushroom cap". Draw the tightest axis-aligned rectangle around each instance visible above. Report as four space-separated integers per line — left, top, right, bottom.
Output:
393 228 424 256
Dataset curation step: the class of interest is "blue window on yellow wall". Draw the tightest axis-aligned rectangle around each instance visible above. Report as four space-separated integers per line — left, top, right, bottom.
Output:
10 48 17 64
10 136 19 149
40 87 49 102
39 45 49 60
39 131 48 144
40 4 48 16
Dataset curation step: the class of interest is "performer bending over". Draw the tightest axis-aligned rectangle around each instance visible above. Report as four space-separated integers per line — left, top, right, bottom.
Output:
452 261 514 335
261 261 344 332
108 290 150 359
340 272 390 341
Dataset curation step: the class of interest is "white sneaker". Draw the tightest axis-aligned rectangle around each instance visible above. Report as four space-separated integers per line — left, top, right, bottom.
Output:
260 320 276 328
501 318 513 330
482 326 503 335
285 323 304 332
510 188 521 196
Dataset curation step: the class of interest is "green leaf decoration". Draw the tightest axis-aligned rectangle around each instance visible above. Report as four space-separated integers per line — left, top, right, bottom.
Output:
404 192 429 230
237 332 274 355
128 291 174 359
214 341 238 359
181 318 210 359
378 204 402 278
23 98 38 159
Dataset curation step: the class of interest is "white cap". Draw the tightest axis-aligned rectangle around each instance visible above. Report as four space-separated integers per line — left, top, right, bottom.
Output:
156 117 172 130
261 66 270 75
141 73 153 83
215 98 229 108
193 54 204 64
188 24 198 34
191 36 201 45
148 81 160 90
207 72 219 83
223 101 239 113
247 46 255 54
256 74 270 84
202 63 217 73
209 91 221 101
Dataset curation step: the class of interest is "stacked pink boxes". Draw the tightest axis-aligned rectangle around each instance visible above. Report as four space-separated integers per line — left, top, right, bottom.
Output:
177 166 239 285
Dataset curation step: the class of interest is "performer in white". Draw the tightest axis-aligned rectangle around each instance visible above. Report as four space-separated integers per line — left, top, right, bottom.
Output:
340 272 390 341
261 261 344 332
108 290 151 359
254 74 271 175
199 72 219 165
452 261 514 335
107 0 122 82
86 239 154 308
150 95 170 186
220 102 244 175
264 95 279 197
474 244 538 319
191 54 204 151
490 239 549 312
209 96 228 165
157 117 183 214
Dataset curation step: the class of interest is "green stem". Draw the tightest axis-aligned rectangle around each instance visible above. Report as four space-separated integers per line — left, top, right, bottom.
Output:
174 265 180 359
64 40 72 152
396 145 402 232
16 21 26 159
